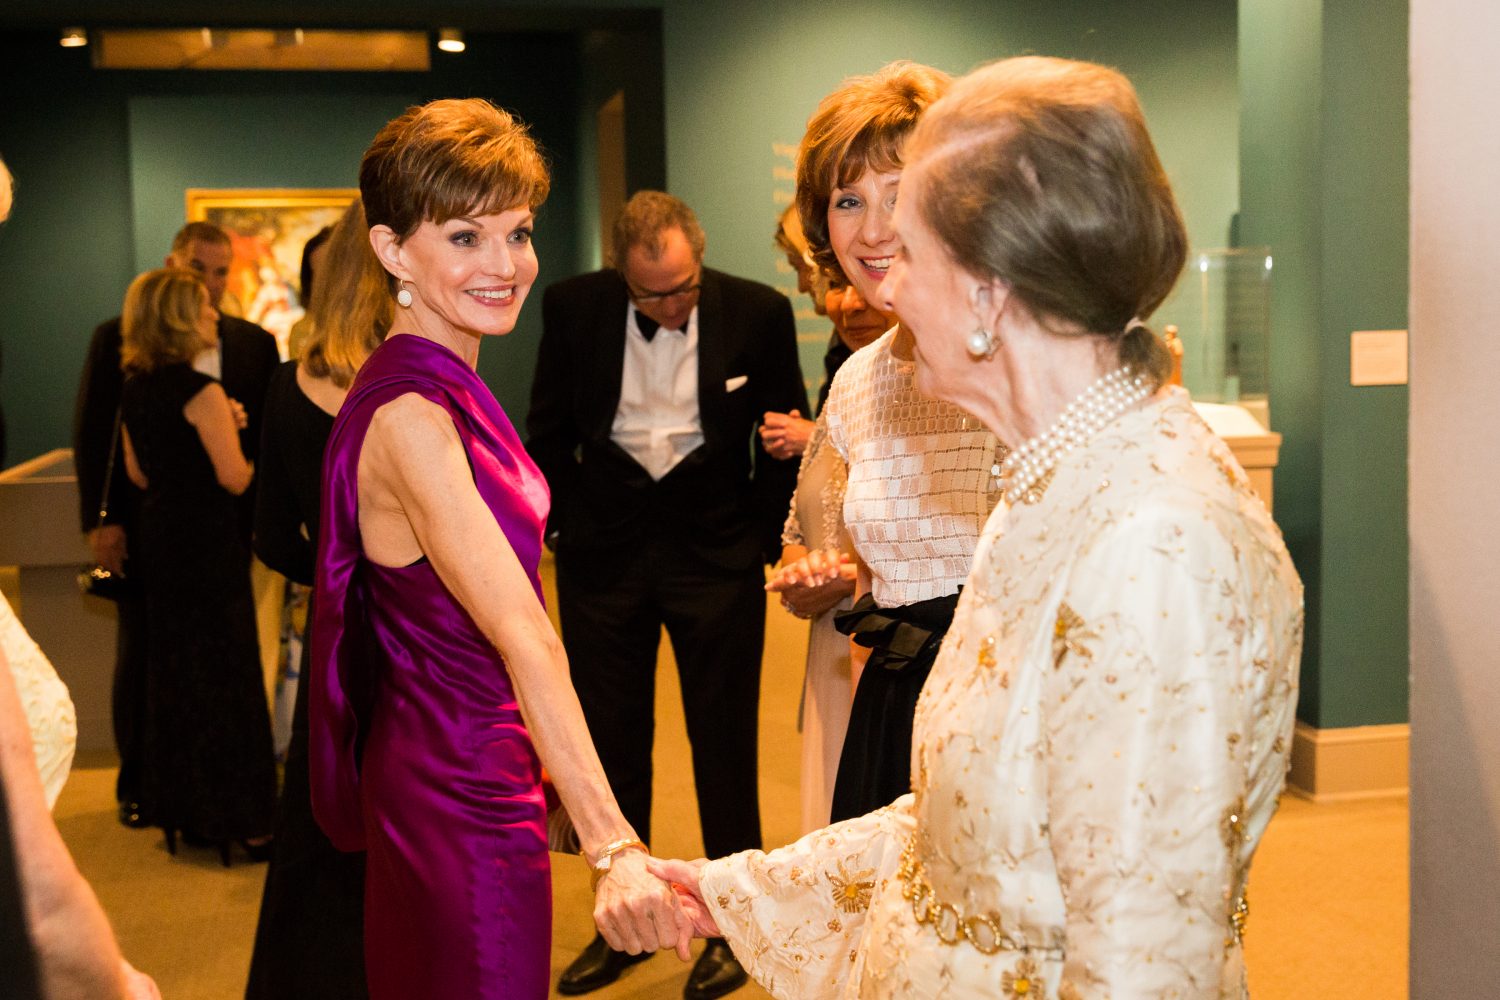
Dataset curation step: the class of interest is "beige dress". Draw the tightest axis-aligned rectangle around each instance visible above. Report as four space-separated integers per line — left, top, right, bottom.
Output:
701 388 1303 999
1 594 76 808
782 412 854 834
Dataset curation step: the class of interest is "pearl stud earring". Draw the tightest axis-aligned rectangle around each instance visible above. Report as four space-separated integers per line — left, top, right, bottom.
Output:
966 326 997 360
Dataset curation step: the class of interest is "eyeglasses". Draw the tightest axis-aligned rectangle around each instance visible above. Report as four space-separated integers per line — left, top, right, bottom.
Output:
627 273 702 304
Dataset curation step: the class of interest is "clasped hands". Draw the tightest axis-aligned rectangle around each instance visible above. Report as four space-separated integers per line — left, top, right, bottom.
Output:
766 546 856 619
592 850 720 959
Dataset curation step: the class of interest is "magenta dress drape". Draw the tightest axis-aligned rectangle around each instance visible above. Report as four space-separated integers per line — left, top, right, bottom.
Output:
310 333 552 999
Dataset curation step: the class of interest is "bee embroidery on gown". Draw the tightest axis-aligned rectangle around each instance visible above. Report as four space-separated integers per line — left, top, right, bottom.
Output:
1052 602 1099 669
827 858 876 914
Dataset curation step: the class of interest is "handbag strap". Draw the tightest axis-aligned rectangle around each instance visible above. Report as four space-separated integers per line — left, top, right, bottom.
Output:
95 404 123 529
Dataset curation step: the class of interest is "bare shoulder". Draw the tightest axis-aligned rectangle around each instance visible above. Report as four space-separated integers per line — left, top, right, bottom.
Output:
364 392 465 481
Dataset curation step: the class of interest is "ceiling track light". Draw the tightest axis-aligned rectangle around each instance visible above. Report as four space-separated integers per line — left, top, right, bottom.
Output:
274 28 306 48
60 26 88 48
436 28 465 54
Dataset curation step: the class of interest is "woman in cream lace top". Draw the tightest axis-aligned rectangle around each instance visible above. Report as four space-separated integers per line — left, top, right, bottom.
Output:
769 61 999 830
653 57 1303 999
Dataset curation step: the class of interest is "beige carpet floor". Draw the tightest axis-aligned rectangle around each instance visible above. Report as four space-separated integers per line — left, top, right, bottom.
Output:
52 567 1408 999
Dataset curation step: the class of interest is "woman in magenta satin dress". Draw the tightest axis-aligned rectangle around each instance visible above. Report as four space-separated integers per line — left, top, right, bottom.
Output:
311 99 686 1000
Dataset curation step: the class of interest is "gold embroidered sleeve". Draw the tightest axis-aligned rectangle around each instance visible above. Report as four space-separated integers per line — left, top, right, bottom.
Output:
699 796 916 1000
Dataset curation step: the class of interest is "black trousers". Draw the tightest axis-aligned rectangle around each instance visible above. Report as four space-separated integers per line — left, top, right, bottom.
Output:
556 536 765 860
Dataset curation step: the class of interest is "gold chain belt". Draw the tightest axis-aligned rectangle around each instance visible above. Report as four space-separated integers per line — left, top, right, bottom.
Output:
898 836 1032 956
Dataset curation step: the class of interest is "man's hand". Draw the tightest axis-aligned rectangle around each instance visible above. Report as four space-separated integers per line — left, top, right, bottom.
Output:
594 849 693 961
759 410 814 461
88 525 128 577
226 396 249 431
646 857 720 941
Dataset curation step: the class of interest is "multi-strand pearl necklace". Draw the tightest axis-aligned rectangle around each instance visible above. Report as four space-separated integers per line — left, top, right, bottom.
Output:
994 365 1152 505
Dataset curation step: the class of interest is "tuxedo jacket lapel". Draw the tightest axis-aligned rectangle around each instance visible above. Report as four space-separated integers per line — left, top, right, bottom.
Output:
587 276 631 442
695 271 728 452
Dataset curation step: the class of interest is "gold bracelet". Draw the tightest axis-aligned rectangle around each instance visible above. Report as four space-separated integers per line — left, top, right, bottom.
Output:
585 837 646 892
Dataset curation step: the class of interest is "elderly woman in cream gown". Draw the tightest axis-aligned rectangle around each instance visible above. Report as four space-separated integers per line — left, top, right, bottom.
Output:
651 56 1302 1000
2 596 76 809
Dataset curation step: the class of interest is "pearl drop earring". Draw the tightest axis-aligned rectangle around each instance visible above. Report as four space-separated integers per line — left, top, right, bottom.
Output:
396 281 414 308
966 326 997 360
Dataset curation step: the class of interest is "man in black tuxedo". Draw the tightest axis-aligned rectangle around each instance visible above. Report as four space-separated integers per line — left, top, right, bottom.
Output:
73 220 279 827
528 192 806 999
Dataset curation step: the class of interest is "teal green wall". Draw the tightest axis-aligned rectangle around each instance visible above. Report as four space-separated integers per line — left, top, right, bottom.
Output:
0 31 582 463
1240 0 1409 727
655 0 1240 395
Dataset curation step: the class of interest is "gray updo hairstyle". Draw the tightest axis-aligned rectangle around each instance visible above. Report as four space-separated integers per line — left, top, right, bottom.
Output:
904 56 1186 386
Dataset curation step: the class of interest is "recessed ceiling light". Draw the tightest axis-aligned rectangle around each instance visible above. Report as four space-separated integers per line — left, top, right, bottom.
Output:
437 28 465 54
60 27 88 48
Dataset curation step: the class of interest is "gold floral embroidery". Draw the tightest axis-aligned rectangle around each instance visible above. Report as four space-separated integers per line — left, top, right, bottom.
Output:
978 635 998 669
1221 798 1248 851
1272 736 1286 755
827 859 876 914
1002 956 1042 997
1052 603 1098 669
827 916 843 933
1058 981 1082 1000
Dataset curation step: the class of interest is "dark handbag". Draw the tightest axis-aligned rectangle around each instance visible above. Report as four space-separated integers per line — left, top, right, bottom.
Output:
77 404 135 602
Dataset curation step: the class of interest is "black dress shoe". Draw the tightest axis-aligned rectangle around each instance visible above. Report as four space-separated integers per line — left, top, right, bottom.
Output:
117 801 149 829
684 939 747 1000
557 933 652 995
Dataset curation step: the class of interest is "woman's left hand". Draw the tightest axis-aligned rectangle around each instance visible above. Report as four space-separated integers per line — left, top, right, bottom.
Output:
594 849 693 960
646 857 719 941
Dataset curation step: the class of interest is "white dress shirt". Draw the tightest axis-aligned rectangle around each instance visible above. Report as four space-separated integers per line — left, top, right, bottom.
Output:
611 304 704 480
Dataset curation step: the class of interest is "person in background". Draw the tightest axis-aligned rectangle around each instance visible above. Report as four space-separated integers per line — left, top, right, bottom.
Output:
286 223 334 360
776 61 998 827
528 190 806 999
0 149 160 1000
313 99 686 1000
245 200 388 1000
655 55 1303 1000
759 205 829 462
119 267 277 865
73 221 278 829
765 275 899 834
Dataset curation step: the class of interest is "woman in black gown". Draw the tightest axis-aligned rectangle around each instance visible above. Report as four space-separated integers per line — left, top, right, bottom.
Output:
119 268 277 863
245 200 390 1000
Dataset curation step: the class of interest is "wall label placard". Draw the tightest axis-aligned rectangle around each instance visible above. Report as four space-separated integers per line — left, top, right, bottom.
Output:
1350 329 1409 386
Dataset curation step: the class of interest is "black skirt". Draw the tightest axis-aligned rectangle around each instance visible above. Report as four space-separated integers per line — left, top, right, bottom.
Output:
828 590 960 824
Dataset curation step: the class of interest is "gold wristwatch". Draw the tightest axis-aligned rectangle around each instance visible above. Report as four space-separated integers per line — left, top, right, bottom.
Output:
586 837 646 892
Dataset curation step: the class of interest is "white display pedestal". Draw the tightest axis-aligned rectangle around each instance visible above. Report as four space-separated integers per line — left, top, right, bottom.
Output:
1194 401 1283 513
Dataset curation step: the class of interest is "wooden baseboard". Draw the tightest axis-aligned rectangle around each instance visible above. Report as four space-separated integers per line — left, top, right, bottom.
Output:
1287 721 1409 802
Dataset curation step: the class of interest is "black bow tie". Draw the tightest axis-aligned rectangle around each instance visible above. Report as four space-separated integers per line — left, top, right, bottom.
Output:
636 314 684 341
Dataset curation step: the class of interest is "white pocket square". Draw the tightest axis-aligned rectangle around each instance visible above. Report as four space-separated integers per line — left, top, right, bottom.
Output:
724 375 749 393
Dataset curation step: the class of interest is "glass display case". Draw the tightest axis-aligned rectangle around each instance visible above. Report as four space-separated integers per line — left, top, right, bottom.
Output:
1155 247 1274 428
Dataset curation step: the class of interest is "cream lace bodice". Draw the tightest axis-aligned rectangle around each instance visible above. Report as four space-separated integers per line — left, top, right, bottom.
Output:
701 389 1303 999
821 332 997 606
2 594 76 808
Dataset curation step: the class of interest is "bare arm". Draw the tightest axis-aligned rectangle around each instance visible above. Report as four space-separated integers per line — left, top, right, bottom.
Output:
0 646 131 999
121 426 146 491
358 394 684 954
183 382 253 495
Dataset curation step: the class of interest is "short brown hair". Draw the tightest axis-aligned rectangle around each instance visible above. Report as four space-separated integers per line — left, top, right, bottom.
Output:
121 268 208 374
906 56 1186 386
360 98 550 242
170 221 230 254
301 199 391 388
796 61 951 283
610 190 705 270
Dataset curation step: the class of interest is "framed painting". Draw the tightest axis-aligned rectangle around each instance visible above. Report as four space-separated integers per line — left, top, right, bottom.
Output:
186 187 358 358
